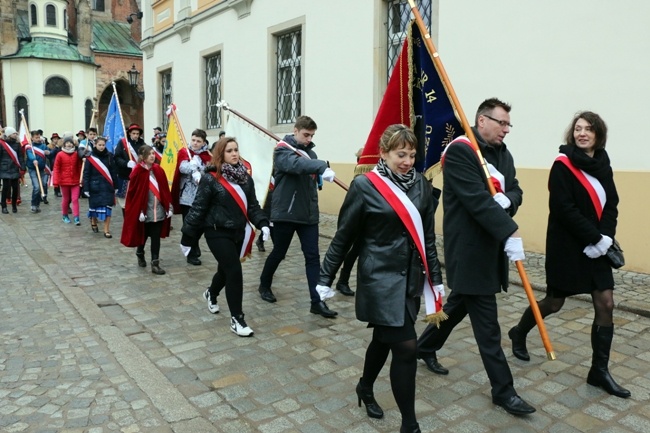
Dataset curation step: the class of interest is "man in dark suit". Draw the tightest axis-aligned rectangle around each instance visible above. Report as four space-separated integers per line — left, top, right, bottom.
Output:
416 98 535 416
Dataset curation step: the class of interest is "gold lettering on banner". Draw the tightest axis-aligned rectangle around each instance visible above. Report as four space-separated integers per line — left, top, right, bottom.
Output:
425 89 437 103
416 69 428 91
441 123 456 148
424 125 432 155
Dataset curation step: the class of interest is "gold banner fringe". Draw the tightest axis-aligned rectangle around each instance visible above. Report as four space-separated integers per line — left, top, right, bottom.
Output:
353 164 376 177
423 310 448 328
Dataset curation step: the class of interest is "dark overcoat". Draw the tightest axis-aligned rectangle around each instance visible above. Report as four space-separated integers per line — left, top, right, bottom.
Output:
545 145 617 293
442 133 520 295
83 149 118 208
319 173 443 327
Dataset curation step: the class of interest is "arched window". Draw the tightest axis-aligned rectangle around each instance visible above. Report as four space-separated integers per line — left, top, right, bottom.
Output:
85 99 94 130
14 96 29 129
46 4 56 26
45 77 70 96
30 4 37 26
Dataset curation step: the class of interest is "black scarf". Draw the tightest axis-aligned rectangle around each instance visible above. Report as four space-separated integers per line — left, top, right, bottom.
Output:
376 158 417 193
559 144 612 182
221 162 249 185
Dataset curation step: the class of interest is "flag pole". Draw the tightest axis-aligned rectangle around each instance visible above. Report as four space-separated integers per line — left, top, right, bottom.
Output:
219 102 349 191
111 82 131 161
168 104 189 150
407 0 555 360
20 110 45 199
79 105 98 184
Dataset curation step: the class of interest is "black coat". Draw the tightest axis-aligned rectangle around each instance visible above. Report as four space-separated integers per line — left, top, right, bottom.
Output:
83 149 118 208
545 145 617 293
442 133 520 295
0 138 25 179
319 173 443 327
114 137 146 180
182 168 269 238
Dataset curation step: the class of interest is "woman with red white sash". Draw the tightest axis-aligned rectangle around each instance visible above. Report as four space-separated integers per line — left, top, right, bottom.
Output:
120 145 173 275
181 137 270 337
510 111 630 398
82 137 117 238
318 125 443 433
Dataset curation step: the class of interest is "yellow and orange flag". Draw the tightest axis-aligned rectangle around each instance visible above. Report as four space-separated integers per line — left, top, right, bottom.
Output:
160 105 187 190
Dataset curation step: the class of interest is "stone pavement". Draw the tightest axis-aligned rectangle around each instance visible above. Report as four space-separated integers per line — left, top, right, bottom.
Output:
1 201 649 433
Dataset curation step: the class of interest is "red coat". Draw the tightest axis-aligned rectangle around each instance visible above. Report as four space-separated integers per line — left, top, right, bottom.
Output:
120 163 172 248
52 150 82 186
170 147 212 213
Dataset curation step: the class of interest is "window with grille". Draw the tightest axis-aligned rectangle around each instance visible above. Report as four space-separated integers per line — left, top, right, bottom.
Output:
46 4 56 26
92 0 105 12
45 77 70 96
30 4 37 25
161 70 172 131
387 0 432 79
276 28 301 124
205 53 222 130
14 97 29 129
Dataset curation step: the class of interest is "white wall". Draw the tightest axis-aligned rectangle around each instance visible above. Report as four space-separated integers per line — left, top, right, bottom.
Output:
438 0 650 171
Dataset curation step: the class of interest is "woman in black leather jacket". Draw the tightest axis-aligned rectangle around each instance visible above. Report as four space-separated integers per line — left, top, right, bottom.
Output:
318 125 443 433
182 137 270 337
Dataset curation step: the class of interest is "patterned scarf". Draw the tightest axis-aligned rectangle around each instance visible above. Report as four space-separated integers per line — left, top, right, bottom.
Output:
221 162 249 185
376 158 417 192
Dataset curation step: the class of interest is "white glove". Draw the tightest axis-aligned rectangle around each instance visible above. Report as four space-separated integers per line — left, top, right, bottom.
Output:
127 160 136 169
493 192 511 210
192 155 202 165
138 212 146 222
322 168 336 183
593 235 613 256
315 284 336 301
188 160 199 170
166 205 174 219
261 226 271 241
433 283 446 297
192 171 202 183
504 237 525 261
179 244 191 257
83 191 90 198
583 244 601 259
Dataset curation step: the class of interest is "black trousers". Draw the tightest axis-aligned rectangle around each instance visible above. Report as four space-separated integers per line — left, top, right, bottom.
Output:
138 220 164 259
417 290 515 400
181 205 203 259
1 178 19 207
205 228 244 317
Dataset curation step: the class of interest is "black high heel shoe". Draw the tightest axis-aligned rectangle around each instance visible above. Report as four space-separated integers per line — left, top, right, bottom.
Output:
355 379 384 419
400 422 421 433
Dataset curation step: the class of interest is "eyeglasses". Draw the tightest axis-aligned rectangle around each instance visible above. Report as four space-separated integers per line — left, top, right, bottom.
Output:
484 115 513 129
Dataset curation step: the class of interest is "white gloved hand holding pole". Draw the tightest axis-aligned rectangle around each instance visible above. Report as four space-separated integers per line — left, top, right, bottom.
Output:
322 168 336 183
504 237 525 261
261 226 271 241
493 192 511 210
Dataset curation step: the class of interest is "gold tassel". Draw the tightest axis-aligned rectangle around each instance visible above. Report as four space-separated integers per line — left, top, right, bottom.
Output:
353 163 377 177
423 310 448 328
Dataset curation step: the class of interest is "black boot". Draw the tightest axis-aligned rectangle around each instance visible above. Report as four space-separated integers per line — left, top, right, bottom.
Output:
256 234 265 252
151 259 166 275
586 324 631 398
355 378 384 419
136 247 146 267
508 307 536 361
400 422 421 433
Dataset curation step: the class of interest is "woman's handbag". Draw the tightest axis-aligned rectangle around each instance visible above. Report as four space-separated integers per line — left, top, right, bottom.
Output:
605 239 625 269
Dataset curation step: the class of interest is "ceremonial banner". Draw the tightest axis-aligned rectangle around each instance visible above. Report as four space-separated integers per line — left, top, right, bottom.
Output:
224 112 276 205
103 93 125 153
19 119 30 146
357 20 463 178
160 113 185 190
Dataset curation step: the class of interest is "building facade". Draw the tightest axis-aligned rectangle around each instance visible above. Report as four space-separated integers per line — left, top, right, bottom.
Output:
140 0 650 272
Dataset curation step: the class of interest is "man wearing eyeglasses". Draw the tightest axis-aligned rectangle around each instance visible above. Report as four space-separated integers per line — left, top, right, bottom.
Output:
417 98 534 416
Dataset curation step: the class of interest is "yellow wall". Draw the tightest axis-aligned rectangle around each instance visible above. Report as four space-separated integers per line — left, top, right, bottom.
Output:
320 164 650 274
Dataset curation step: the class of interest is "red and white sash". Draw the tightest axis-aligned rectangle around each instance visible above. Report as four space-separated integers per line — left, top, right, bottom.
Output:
25 144 46 160
153 148 163 162
441 136 506 193
88 156 114 187
123 139 138 161
555 154 606 220
0 140 21 169
365 168 444 318
215 174 255 259
148 170 162 202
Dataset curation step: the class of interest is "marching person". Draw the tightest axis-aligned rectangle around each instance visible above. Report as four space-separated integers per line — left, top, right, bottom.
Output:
317 125 443 433
120 145 173 275
26 130 51 213
508 111 630 398
181 136 270 337
48 133 62 197
0 127 25 214
257 116 337 317
416 98 535 416
171 128 212 265
52 136 84 225
114 123 147 212
83 136 118 238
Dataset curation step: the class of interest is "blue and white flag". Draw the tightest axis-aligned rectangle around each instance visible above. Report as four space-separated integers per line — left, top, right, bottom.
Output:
102 93 124 153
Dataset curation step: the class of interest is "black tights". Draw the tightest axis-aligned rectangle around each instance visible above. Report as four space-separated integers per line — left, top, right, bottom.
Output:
137 221 163 259
1 178 19 207
361 337 418 427
521 289 615 332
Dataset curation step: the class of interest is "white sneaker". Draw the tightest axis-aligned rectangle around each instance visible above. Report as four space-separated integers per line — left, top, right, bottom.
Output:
230 315 254 337
203 288 219 314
